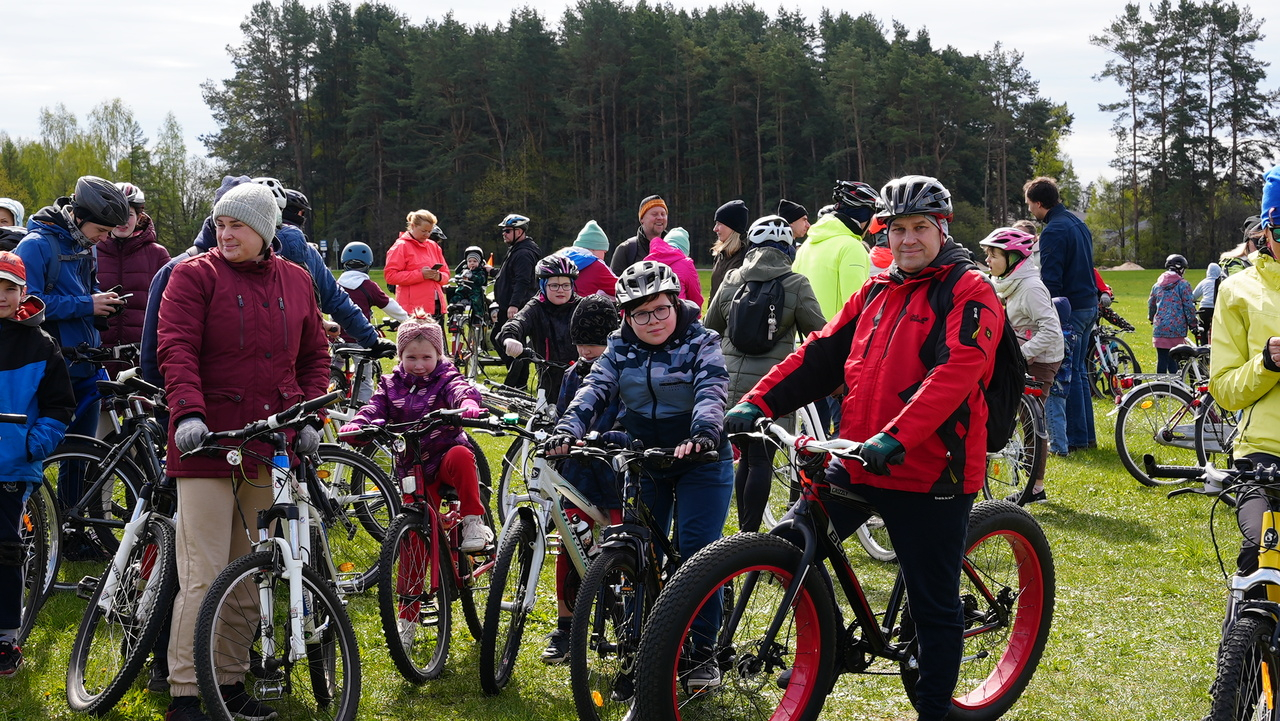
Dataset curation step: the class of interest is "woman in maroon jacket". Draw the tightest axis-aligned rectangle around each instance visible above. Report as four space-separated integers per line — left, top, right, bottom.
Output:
156 182 330 721
98 183 170 365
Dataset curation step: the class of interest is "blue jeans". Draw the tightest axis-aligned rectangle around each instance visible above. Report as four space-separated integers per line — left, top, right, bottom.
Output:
1156 347 1177 374
641 451 733 646
1067 308 1097 448
1045 394 1068 455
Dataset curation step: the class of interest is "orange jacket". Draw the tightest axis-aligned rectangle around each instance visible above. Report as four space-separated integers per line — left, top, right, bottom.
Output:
385 231 450 314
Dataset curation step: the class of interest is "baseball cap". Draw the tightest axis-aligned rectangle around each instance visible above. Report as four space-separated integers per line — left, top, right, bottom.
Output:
0 251 25 286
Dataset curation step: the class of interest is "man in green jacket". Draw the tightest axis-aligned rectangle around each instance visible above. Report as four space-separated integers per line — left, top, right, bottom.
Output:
792 180 877 320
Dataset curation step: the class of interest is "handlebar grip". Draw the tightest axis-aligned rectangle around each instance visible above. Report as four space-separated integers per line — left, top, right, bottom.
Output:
123 374 164 398
1142 454 1203 479
269 391 345 428
0 413 27 424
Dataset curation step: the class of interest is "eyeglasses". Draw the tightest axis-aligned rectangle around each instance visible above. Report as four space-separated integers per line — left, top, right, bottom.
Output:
545 282 573 291
629 304 674 325
501 228 516 235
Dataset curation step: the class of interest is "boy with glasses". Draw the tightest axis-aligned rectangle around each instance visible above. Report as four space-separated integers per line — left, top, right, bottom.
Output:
497 253 581 400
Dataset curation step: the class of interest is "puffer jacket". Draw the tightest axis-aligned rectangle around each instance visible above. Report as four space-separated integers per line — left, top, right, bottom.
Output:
498 294 580 400
562 247 617 298
351 361 481 483
0 296 75 484
1210 254 1280 458
992 260 1063 364
556 299 729 452
644 237 703 308
791 212 870 321
704 245 826 404
14 200 100 379
158 246 330 478
1148 270 1196 340
385 231 450 315
96 214 171 349
743 241 1003 495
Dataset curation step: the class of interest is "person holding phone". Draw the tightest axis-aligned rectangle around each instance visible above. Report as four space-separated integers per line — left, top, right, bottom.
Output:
97 182 170 374
385 209 451 322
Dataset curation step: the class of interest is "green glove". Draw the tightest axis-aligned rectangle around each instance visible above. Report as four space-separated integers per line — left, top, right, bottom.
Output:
725 402 766 435
860 432 905 476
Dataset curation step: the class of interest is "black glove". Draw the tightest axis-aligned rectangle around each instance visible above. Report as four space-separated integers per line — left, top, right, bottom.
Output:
724 402 765 435
680 434 717 455
542 434 577 456
371 338 397 358
859 432 905 476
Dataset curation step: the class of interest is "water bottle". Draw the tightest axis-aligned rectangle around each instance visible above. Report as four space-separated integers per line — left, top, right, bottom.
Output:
571 517 598 558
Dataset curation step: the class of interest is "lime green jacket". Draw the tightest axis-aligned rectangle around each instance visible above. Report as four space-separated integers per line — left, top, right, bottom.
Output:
1209 252 1280 458
791 214 870 321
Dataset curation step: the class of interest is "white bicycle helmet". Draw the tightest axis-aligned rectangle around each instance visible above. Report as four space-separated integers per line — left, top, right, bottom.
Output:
615 260 681 307
746 215 795 246
252 177 288 210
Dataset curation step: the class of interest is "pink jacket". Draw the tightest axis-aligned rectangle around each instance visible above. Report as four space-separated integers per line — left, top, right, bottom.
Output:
385 231 450 314
644 237 703 308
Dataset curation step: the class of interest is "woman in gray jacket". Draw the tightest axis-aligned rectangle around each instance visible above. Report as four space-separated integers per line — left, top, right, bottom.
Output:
705 215 826 532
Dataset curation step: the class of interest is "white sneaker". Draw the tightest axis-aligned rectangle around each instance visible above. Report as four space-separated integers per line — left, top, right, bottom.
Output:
460 515 493 552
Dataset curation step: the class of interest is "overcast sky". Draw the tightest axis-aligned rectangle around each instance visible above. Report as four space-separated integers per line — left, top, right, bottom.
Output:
4 0 1279 188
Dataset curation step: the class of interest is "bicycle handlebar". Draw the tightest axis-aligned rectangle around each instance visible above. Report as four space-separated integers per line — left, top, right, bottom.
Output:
0 413 27 424
61 342 140 364
199 390 345 445
755 420 864 460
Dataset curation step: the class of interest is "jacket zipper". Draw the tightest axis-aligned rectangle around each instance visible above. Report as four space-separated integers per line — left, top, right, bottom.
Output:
278 297 287 344
644 349 659 419
237 294 245 349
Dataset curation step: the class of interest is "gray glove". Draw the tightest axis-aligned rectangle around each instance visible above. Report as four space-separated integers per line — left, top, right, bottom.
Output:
295 425 321 456
175 417 209 454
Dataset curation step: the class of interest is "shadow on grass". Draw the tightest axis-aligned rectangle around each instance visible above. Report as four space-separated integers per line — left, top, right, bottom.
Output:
1028 500 1162 545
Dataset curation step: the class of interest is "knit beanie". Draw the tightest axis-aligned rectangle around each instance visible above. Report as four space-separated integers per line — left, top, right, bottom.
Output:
214 175 252 203
570 293 621 346
1263 164 1280 228
665 227 691 256
715 200 749 235
638 195 667 221
776 199 807 224
213 183 281 243
397 313 446 357
574 220 610 251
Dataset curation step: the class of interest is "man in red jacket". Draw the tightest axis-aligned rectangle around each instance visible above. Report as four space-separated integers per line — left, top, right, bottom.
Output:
725 175 1004 721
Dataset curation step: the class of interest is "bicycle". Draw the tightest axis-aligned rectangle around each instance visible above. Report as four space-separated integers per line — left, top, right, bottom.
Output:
189 390 362 721
1087 325 1141 400
446 285 500 380
6 412 57 648
632 421 1056 721
985 376 1048 506
492 351 569 526
1143 456 1280 720
341 410 499 684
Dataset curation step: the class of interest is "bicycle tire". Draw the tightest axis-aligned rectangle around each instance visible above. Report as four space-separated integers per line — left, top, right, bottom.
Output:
194 550 361 721
984 394 1044 505
900 500 1055 721
496 438 533 526
1114 382 1200 486
378 511 452 683
1209 614 1280 721
1105 336 1141 396
1195 395 1238 468
18 482 58 644
854 515 896 562
315 444 401 594
632 532 837 721
570 548 655 721
478 513 538 695
758 441 798 532
66 516 177 714
458 473 496 642
42 443 144 583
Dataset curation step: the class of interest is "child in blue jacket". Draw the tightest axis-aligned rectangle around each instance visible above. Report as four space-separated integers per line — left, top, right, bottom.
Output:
0 251 76 675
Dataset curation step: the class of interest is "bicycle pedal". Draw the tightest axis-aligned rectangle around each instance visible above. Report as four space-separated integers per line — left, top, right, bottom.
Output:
76 575 101 601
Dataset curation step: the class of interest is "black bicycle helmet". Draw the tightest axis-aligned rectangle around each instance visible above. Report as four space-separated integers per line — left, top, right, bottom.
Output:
536 253 579 280
430 225 447 241
833 180 880 209
1165 254 1188 273
874 175 953 221
615 260 680 307
71 176 130 227
284 189 310 213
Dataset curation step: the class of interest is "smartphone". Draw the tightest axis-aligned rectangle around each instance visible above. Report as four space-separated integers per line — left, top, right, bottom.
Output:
431 264 444 271
116 293 134 301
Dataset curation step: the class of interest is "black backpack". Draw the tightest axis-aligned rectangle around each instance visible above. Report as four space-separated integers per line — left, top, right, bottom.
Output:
726 273 791 355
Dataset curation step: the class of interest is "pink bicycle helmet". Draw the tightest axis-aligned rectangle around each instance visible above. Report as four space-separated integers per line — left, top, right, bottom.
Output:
979 227 1037 275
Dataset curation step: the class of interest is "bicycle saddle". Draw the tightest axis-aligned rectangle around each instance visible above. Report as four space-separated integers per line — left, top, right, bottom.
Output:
1168 344 1210 363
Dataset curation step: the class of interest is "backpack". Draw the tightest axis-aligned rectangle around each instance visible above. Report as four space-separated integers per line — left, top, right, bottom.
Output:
726 273 791 355
865 260 1026 453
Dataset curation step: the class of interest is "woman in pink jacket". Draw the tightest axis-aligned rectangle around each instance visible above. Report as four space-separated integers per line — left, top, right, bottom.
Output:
644 226 704 308
385 209 450 318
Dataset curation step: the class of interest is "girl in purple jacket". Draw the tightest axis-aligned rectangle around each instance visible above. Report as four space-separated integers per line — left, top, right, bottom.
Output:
340 313 492 551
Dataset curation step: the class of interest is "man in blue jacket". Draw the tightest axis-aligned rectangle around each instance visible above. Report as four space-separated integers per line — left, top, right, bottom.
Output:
1026 176 1097 450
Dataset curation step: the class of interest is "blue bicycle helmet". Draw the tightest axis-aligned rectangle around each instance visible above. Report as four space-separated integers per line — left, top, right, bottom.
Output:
498 214 530 229
341 241 374 271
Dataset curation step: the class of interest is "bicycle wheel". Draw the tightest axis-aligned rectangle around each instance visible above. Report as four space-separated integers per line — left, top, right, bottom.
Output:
315 444 400 594
984 395 1043 505
1195 395 1238 468
194 550 361 721
854 515 896 562
1114 382 1200 486
1210 614 1280 721
570 548 655 721
496 438 533 526
67 516 177 714
1104 336 1141 396
457 484 496 642
1087 339 1106 399
18 483 58 644
900 500 1055 721
378 511 451 683
43 443 143 581
479 513 538 695
632 533 837 721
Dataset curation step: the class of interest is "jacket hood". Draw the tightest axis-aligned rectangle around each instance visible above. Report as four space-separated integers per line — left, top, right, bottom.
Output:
803 213 860 246
1052 297 1072 328
645 237 686 266
195 216 217 250
104 213 158 253
620 297 702 351
29 199 75 239
1206 262 1222 280
992 253 1042 295
1157 269 1184 287
7 295 46 326
337 269 370 289
561 246 599 270
738 246 794 281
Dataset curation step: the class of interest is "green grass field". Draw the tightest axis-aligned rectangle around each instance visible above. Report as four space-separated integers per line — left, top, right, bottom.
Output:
0 268 1229 721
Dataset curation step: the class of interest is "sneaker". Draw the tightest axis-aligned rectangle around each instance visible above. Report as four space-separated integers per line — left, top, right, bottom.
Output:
1005 488 1047 505
1048 450 1070 458
147 659 171 694
683 662 721 693
459 515 494 553
398 618 417 649
541 628 570 664
219 682 278 721
0 640 23 676
610 671 635 702
166 697 211 721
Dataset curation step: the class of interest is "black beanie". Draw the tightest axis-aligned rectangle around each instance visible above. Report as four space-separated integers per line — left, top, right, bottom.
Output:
570 293 621 346
777 199 808 224
715 200 749 235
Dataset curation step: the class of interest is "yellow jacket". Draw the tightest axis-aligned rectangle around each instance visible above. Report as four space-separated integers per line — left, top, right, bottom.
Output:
791 214 870 321
1209 252 1280 458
